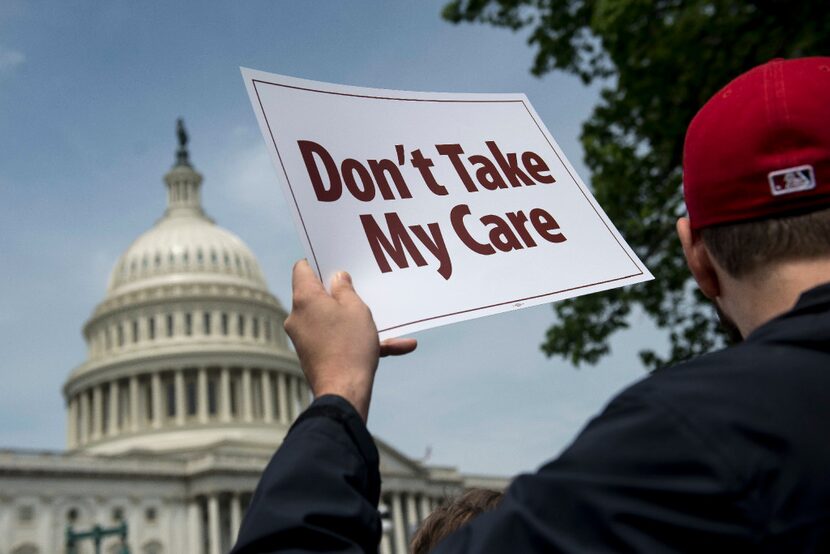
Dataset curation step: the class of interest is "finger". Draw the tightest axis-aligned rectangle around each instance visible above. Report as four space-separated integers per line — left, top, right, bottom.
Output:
330 270 359 302
292 259 325 301
380 338 418 357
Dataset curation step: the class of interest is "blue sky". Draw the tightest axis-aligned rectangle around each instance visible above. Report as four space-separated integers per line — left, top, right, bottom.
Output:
0 1 665 475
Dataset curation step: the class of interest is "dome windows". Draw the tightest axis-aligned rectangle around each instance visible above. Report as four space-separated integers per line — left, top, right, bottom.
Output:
88 304 286 366
207 378 218 415
185 376 197 417
164 378 176 419
184 313 193 336
251 374 264 418
17 504 35 524
107 224 269 292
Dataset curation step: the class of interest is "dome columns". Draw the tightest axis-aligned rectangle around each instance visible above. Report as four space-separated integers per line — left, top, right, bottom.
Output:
66 367 311 452
187 490 252 554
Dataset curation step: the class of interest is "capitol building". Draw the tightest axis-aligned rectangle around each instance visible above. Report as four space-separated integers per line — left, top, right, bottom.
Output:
0 123 505 554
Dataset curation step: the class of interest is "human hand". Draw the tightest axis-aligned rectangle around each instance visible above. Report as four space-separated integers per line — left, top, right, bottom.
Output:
284 260 417 422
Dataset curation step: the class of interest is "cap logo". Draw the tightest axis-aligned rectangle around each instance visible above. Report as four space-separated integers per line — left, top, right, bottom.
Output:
768 165 816 196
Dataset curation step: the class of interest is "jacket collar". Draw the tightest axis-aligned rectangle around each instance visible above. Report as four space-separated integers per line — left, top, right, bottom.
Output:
747 280 830 341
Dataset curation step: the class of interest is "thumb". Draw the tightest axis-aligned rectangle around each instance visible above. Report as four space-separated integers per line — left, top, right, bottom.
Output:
330 270 357 301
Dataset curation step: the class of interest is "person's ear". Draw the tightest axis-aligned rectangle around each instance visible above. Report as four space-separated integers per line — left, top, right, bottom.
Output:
676 217 721 300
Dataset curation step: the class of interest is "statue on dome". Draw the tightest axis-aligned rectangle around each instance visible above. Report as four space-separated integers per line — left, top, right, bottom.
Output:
175 117 190 167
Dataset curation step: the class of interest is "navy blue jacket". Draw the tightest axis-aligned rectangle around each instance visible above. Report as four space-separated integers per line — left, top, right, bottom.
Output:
232 283 830 553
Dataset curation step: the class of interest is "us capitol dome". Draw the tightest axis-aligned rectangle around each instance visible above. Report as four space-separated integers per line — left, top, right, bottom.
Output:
0 121 505 554
64 120 305 455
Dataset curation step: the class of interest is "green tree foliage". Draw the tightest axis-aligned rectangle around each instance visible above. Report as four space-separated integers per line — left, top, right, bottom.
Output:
443 0 830 370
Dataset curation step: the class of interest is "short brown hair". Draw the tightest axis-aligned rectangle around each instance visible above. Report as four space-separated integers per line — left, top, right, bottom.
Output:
411 489 503 554
700 206 830 278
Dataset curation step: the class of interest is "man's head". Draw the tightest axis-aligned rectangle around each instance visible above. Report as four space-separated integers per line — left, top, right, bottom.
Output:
411 489 503 554
678 57 830 337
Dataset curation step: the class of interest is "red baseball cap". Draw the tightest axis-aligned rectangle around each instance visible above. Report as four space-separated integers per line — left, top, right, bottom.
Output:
683 57 830 230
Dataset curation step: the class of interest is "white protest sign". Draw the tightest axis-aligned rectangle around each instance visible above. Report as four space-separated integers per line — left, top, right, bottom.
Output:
241 68 653 339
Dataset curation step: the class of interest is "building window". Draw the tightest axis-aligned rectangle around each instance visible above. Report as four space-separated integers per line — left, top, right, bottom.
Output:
207 378 217 415
132 320 139 343
270 374 279 419
105 328 112 350
148 317 156 340
185 313 193 336
17 505 34 523
253 318 260 339
118 384 129 428
145 380 154 422
182 250 189 265
238 315 245 337
166 381 176 418
229 378 238 417
155 253 161 267
186 379 197 416
197 249 204 264
265 319 272 341
221 313 229 336
252 374 263 419
203 313 211 335
117 324 124 347
66 508 78 523
111 507 124 522
145 507 157 523
210 249 218 264
102 388 110 433
166 314 174 337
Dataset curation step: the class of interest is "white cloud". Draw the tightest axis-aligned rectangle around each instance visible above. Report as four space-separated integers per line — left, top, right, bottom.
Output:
0 46 24 72
209 137 294 229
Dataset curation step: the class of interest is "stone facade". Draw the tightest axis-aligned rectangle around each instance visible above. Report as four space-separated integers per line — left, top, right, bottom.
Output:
0 125 506 554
